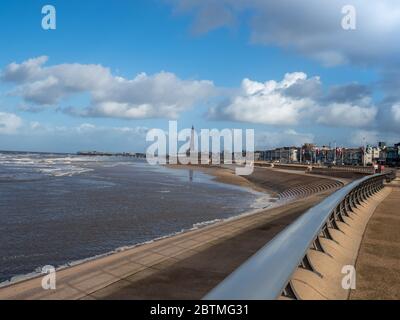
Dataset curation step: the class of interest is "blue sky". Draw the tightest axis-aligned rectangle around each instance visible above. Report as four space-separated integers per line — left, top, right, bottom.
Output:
0 0 399 152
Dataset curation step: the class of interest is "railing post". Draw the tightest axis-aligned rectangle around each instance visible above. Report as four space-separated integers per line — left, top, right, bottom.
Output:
350 190 357 209
355 189 362 205
368 184 373 197
346 195 353 213
362 185 368 201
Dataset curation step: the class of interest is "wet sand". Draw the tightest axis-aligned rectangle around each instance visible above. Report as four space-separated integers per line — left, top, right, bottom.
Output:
167 164 265 192
168 164 344 197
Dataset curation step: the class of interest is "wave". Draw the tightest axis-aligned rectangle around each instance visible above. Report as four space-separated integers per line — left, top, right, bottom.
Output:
0 152 99 180
38 167 94 177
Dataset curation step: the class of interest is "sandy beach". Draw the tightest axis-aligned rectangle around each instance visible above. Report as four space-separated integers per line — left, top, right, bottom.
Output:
168 164 346 197
167 164 265 192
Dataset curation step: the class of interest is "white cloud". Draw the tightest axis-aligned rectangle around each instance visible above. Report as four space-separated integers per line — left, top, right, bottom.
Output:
348 129 400 147
29 121 42 130
0 112 22 134
391 103 400 124
211 73 317 125
2 56 49 82
77 123 96 133
349 129 400 147
1 57 215 119
27 121 149 138
256 129 314 149
210 72 377 128
350 130 379 146
317 103 378 127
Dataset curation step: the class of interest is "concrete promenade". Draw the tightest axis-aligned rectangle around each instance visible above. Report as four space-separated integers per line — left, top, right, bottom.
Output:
350 173 400 300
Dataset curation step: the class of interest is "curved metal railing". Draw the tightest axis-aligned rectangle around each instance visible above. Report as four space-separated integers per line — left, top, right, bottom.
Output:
204 173 392 300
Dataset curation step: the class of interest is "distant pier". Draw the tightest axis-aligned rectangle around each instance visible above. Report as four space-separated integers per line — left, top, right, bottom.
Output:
77 151 146 158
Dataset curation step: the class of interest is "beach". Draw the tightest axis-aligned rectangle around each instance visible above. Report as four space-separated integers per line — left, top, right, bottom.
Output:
167 164 265 192
168 164 346 198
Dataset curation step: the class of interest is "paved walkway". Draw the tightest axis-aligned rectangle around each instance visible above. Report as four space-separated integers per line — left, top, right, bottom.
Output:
350 173 400 300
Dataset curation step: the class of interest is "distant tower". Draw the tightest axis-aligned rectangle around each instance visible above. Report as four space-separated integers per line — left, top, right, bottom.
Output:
190 125 195 153
186 125 196 159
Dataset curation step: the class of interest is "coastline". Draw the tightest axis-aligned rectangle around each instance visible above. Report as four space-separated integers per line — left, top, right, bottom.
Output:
0 165 272 289
0 165 343 298
166 163 346 197
166 164 269 194
0 189 334 299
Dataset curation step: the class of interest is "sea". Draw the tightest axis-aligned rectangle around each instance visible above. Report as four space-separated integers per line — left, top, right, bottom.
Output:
0 151 272 285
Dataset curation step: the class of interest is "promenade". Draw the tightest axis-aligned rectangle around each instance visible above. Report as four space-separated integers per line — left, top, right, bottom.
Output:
350 172 400 299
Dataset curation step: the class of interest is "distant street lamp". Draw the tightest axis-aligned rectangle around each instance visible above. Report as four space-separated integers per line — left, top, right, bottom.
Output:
363 137 366 167
333 141 337 165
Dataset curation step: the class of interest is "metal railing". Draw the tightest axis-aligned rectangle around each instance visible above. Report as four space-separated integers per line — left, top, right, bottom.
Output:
204 173 393 300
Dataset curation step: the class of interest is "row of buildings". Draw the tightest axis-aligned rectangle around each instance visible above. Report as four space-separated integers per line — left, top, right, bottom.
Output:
255 142 400 167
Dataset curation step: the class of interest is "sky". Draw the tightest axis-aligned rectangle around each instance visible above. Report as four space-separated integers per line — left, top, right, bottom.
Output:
0 0 400 153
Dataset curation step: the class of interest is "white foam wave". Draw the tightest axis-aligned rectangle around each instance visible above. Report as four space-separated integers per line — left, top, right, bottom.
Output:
0 153 97 178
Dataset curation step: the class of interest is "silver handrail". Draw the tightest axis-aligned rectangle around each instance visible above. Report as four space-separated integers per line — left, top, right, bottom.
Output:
204 173 390 300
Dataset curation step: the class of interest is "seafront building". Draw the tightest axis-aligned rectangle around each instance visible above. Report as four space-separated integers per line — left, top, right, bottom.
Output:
257 142 400 167
261 147 298 163
380 143 400 166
